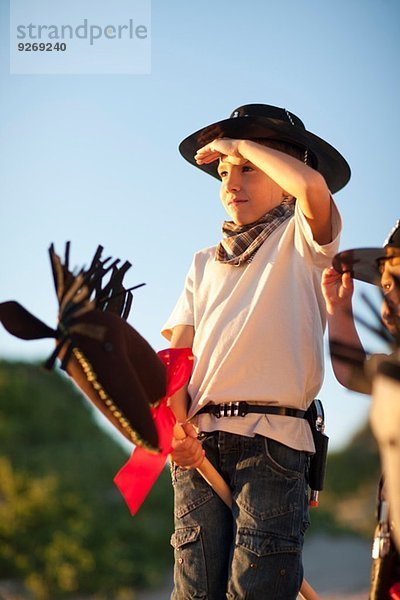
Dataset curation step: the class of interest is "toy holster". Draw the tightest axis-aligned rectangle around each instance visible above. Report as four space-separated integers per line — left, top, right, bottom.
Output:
305 399 329 507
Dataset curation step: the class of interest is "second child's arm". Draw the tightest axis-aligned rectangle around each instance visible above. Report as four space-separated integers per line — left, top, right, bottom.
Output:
321 267 369 393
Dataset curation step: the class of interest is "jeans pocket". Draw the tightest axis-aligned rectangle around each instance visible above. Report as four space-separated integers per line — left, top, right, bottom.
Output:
234 438 307 531
236 527 302 557
171 526 208 599
174 467 215 519
227 528 303 600
263 437 305 479
171 524 201 549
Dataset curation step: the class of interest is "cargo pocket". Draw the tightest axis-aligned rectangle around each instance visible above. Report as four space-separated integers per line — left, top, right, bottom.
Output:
174 466 214 520
171 525 208 599
227 527 302 600
236 527 301 557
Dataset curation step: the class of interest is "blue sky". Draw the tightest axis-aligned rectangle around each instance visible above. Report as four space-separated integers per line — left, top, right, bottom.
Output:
0 0 399 450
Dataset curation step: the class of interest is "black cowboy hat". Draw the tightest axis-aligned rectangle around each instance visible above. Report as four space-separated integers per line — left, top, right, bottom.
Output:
333 221 400 285
179 104 351 194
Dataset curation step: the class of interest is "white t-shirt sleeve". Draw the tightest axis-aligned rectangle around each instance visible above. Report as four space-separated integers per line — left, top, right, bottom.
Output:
161 257 195 341
294 197 342 269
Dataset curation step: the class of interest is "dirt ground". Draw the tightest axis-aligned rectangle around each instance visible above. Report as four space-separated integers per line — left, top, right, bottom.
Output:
303 533 371 597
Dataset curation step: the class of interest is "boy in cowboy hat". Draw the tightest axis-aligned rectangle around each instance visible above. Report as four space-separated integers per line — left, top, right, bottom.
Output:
322 222 400 600
162 104 350 599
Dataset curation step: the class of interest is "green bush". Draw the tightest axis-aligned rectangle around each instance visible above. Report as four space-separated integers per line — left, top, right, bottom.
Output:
0 361 173 598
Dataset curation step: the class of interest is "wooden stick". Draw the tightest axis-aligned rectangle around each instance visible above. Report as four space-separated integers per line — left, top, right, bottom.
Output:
298 578 321 600
172 423 320 600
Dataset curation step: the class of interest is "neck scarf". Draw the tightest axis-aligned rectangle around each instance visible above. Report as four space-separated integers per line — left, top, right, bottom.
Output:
215 200 295 266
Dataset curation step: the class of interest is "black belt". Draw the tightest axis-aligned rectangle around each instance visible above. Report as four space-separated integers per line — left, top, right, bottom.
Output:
196 401 307 419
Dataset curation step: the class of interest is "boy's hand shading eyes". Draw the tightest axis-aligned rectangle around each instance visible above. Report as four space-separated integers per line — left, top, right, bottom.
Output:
195 138 246 166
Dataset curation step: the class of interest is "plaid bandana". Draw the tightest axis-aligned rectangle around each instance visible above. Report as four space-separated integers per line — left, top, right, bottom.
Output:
215 201 295 266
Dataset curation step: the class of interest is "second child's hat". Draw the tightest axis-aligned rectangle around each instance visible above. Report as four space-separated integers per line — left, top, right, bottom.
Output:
333 221 400 285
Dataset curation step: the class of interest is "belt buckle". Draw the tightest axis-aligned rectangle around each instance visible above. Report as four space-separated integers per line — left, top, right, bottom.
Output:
218 402 241 418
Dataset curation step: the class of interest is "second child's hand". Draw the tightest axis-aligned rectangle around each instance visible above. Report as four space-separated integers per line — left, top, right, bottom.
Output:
321 266 354 315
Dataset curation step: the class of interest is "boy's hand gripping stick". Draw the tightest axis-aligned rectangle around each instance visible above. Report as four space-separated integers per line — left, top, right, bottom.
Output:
172 423 232 508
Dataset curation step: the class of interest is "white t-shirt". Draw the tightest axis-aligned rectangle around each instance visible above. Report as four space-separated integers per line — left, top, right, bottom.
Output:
162 202 342 452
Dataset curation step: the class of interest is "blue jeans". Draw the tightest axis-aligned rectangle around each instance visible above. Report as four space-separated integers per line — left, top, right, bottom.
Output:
170 432 310 600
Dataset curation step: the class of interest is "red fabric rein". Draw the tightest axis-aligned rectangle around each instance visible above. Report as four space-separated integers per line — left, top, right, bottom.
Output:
113 347 193 516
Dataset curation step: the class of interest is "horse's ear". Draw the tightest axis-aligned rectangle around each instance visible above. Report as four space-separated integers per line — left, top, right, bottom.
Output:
0 301 56 340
